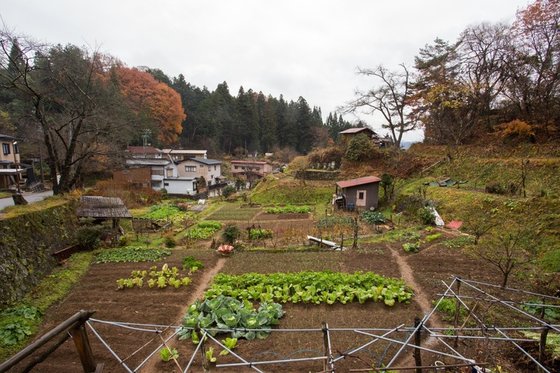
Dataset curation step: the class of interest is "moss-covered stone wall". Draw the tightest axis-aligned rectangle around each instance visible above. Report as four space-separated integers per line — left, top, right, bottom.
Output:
0 202 78 306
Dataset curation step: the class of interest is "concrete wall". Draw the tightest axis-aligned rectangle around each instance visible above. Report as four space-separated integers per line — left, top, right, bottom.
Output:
163 178 196 195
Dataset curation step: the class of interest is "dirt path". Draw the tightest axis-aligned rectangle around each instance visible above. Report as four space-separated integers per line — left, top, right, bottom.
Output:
186 257 226 304
139 257 226 373
388 245 435 317
387 245 445 369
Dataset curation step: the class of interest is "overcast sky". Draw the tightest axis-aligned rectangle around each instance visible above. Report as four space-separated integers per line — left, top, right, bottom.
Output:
2 0 530 141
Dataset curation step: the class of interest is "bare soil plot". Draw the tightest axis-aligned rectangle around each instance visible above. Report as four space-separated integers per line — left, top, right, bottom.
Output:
16 248 217 373
205 205 261 221
254 212 310 220
11 235 538 372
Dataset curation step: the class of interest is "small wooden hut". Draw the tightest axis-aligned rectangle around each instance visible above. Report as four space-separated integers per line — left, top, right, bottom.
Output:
76 196 132 228
335 176 381 211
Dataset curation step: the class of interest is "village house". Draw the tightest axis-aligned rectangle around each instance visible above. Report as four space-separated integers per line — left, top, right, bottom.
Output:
0 134 26 190
230 160 273 185
334 175 381 211
339 127 394 147
120 146 223 196
178 158 222 186
231 160 273 177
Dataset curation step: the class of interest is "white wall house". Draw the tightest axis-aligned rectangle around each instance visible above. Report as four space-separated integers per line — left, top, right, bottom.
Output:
124 146 224 196
178 158 222 186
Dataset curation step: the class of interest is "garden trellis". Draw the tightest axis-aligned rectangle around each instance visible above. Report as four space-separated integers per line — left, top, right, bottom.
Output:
5 276 559 372
70 276 560 372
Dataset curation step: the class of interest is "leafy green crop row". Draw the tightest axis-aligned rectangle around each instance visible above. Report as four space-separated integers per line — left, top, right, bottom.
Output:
248 228 273 240
94 247 171 263
265 205 311 214
116 264 191 289
205 271 413 306
184 221 222 240
178 295 284 342
140 203 189 224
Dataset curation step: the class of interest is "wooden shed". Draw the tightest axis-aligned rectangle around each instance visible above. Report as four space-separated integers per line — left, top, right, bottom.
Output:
335 176 381 211
76 196 132 227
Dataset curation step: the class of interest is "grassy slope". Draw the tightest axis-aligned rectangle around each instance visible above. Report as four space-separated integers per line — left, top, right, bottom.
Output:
250 174 333 208
404 144 560 271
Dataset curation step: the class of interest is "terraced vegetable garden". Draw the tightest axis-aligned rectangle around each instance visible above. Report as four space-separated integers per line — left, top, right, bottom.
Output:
2 186 531 372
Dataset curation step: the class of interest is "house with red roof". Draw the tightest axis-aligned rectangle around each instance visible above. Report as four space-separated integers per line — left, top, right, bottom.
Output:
334 176 381 211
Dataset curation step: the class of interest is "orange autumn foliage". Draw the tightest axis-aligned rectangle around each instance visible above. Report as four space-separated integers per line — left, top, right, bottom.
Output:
116 66 186 144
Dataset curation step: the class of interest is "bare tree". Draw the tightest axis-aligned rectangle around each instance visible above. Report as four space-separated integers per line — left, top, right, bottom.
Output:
343 64 416 148
0 30 133 194
457 23 511 130
471 223 540 288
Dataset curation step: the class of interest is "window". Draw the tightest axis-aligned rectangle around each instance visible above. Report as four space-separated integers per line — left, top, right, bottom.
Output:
185 165 196 172
214 165 217 170
235 166 239 170
2 143 10 155
208 166 211 172
199 164 204 168
13 143 19 154
358 191 365 200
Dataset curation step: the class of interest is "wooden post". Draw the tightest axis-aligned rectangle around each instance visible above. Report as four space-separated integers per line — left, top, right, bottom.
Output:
413 317 422 373
539 327 549 371
70 323 96 373
322 322 328 373
352 217 358 250
539 297 548 372
322 322 334 373
453 280 462 348
340 233 344 250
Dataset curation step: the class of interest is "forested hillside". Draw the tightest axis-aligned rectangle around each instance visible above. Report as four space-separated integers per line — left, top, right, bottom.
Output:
147 69 354 155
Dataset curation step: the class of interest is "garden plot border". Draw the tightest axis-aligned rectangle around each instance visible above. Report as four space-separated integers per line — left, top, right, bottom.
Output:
82 276 560 372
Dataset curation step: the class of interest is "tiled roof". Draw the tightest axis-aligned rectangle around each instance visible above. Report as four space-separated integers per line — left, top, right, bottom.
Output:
336 176 381 188
126 146 161 154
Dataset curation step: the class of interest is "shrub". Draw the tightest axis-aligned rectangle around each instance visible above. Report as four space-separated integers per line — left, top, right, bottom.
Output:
417 207 435 225
222 185 236 198
248 228 273 240
485 182 506 195
344 133 378 161
164 236 176 248
485 182 518 195
496 119 535 144
402 242 420 253
76 226 103 249
361 211 386 225
434 298 467 321
395 194 425 215
222 224 241 244
182 256 204 271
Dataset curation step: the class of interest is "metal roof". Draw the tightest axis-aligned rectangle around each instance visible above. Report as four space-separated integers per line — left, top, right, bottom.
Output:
231 160 268 165
77 196 132 218
0 134 18 142
188 158 222 165
336 176 381 189
339 127 376 135
126 159 170 166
